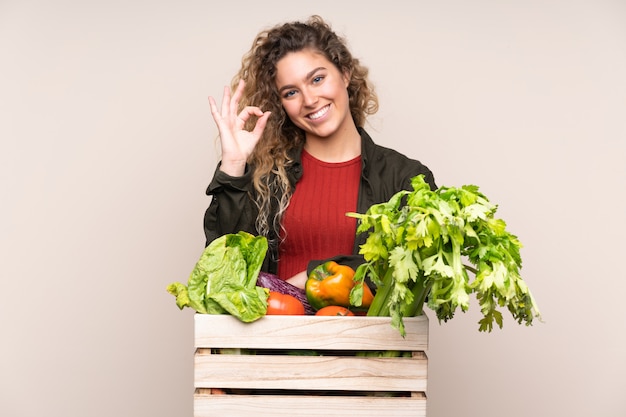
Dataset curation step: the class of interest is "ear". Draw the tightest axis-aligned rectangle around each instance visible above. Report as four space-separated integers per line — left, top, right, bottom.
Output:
342 70 351 88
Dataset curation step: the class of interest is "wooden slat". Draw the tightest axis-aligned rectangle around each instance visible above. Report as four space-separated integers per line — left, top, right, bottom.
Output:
194 353 427 392
194 392 427 417
193 314 429 415
194 314 428 351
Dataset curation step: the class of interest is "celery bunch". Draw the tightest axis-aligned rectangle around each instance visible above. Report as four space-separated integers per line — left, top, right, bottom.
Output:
348 175 541 336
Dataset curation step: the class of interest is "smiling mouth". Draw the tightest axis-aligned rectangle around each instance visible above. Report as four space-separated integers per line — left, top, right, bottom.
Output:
307 105 330 120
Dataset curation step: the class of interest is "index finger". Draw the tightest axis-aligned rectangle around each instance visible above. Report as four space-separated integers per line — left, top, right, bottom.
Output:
230 79 245 114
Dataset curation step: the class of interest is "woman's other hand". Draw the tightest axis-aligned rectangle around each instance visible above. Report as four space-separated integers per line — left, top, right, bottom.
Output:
286 270 308 290
208 79 271 176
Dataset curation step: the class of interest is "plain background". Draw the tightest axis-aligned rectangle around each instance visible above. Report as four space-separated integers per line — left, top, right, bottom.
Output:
1 0 625 416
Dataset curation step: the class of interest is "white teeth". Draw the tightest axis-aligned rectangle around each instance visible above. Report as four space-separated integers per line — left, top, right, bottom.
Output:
308 105 329 120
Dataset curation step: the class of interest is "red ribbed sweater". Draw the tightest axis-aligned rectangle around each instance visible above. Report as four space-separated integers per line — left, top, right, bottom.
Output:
277 150 361 280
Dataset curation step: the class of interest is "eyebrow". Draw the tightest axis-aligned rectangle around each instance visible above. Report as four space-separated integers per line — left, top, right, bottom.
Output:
277 66 326 94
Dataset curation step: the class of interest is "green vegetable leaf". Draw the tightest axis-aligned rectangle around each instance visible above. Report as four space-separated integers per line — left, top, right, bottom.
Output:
166 231 270 322
166 282 194 311
352 174 542 335
209 286 269 323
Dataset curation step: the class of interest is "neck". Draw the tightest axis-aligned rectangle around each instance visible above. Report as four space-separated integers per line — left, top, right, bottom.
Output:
304 125 361 163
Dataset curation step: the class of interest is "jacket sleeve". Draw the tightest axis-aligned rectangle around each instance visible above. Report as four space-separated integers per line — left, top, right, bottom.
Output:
203 163 258 247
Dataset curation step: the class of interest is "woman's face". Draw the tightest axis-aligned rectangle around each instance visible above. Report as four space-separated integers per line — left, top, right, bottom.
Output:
275 49 353 142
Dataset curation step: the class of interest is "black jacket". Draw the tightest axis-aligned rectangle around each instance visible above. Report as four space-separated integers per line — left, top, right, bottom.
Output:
204 127 436 275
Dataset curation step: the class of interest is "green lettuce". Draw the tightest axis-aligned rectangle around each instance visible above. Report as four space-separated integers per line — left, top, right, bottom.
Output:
167 231 269 322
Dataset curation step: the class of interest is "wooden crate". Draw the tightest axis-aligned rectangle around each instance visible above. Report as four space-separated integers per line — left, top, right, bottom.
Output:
194 314 429 417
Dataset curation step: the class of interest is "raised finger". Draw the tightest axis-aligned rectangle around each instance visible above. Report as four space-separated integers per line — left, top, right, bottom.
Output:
252 111 272 137
220 85 231 116
230 79 245 114
208 96 218 116
236 106 265 126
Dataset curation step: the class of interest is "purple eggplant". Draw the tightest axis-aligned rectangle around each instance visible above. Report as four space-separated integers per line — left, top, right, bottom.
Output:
256 271 316 315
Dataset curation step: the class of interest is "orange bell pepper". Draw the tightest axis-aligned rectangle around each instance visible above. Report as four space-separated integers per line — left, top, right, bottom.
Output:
305 261 374 311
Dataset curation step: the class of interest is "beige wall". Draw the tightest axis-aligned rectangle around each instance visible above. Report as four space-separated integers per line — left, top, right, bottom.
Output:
1 1 625 416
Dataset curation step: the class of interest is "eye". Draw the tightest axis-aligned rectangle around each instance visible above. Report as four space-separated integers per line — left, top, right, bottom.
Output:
312 75 324 84
282 89 297 99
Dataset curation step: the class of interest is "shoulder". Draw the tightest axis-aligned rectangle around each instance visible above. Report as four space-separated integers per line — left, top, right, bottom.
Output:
359 128 437 190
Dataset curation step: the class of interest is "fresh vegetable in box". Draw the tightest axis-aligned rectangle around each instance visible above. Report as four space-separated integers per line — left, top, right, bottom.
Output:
266 291 306 315
166 231 269 322
315 306 355 316
347 174 542 336
305 261 373 311
256 271 315 315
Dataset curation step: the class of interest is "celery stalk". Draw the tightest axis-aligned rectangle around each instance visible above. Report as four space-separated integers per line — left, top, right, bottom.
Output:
347 174 542 335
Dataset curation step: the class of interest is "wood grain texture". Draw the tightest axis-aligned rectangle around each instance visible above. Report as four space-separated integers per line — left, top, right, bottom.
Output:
193 314 429 416
194 314 428 350
194 392 427 417
195 352 428 391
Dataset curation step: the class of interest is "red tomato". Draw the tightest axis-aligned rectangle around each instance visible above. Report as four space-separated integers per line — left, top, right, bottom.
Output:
266 291 306 315
315 306 355 316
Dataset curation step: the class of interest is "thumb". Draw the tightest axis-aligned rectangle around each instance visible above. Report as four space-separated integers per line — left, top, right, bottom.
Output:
252 111 272 137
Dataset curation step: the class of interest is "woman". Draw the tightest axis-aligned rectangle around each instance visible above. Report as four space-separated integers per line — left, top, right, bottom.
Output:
204 15 436 289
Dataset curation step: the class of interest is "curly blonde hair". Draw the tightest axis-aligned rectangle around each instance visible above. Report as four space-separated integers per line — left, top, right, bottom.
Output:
230 15 378 247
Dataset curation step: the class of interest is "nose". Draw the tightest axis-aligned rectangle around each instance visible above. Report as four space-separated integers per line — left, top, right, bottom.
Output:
301 87 318 107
